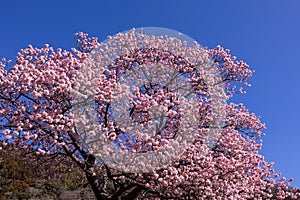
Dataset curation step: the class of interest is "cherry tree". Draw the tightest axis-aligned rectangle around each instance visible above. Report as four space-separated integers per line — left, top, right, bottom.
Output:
0 29 299 200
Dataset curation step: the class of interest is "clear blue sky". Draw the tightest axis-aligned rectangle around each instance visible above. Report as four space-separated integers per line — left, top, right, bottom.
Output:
0 0 299 187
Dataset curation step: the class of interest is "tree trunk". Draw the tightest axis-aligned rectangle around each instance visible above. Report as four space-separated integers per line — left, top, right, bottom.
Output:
83 153 144 200
120 186 143 200
83 153 106 200
85 165 105 200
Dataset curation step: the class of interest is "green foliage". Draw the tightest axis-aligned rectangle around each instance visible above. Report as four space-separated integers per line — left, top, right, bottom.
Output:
61 167 86 190
0 144 90 199
1 155 32 180
0 152 33 198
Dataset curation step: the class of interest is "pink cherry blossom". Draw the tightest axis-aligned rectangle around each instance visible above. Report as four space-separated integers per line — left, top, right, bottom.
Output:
0 29 298 200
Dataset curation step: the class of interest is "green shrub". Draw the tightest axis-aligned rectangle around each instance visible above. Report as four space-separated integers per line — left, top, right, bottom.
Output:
61 167 85 190
0 153 33 198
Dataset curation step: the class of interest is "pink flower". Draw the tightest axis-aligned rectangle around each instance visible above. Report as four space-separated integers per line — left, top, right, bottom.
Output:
2 129 10 135
5 135 12 140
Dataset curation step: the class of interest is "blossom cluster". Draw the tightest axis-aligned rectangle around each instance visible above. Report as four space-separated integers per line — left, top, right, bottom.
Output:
0 28 298 199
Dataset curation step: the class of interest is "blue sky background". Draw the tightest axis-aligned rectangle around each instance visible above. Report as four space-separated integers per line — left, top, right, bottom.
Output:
0 0 299 187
